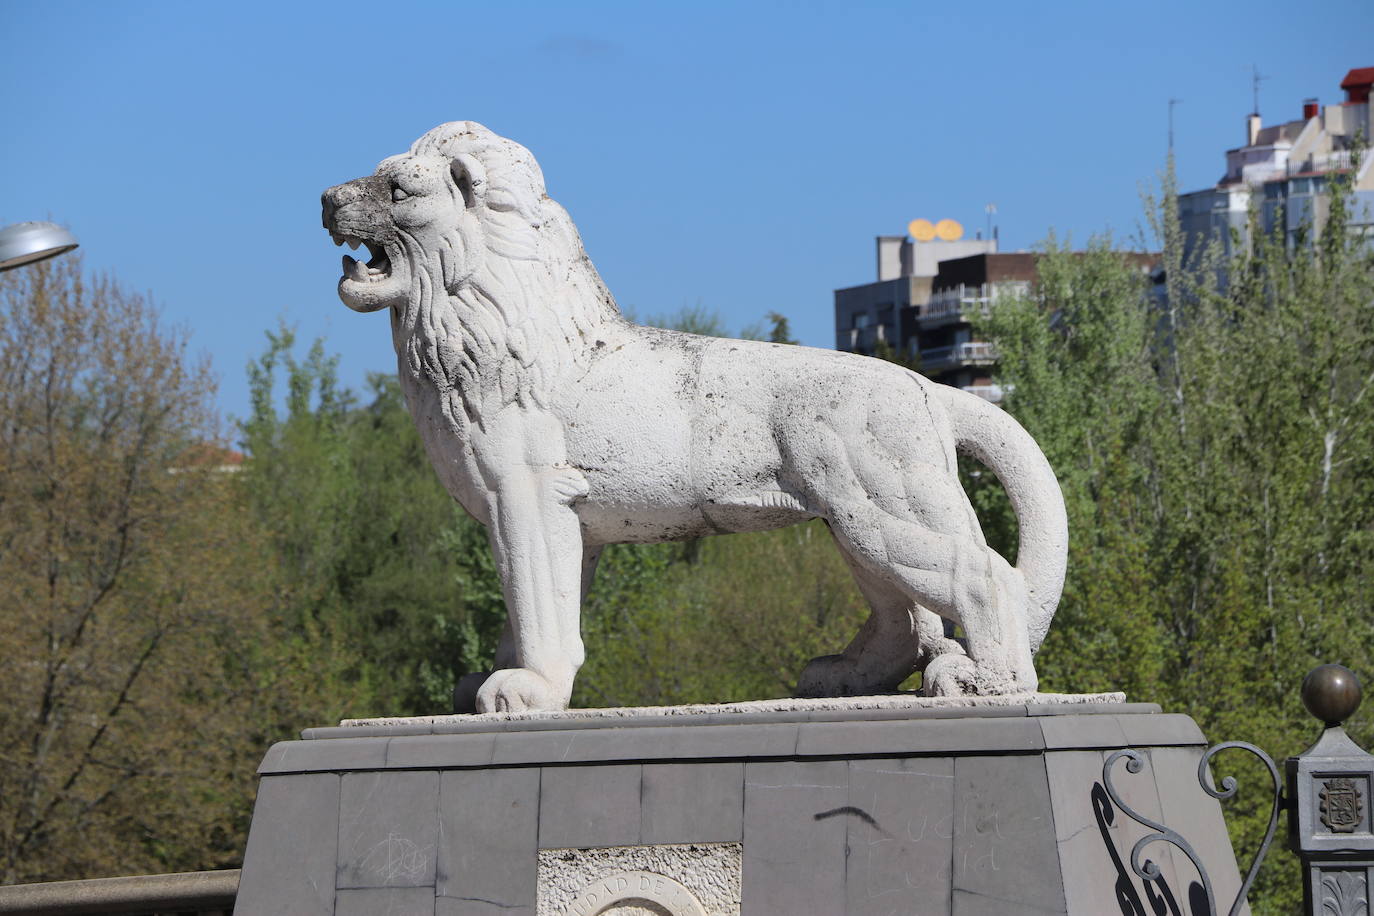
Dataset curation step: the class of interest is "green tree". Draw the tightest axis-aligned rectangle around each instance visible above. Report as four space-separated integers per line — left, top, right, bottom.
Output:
763 311 799 345
638 304 799 343
237 327 505 717
640 304 730 337
979 159 1374 912
0 255 276 882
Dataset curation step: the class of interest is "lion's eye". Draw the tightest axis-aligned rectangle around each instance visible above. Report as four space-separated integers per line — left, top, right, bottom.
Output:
391 185 410 202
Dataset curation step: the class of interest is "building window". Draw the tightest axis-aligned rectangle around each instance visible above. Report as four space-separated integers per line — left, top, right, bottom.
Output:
853 312 870 330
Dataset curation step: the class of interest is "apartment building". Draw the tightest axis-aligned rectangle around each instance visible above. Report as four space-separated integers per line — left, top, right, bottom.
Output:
833 233 1003 398
1179 66 1374 261
835 235 1158 402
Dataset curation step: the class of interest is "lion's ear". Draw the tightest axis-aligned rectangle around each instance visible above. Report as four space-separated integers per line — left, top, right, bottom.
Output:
450 154 486 210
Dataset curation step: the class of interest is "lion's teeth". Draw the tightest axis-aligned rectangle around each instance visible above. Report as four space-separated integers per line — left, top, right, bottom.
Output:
348 239 360 250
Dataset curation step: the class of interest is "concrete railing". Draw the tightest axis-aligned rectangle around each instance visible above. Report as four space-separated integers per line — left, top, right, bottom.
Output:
1288 150 1352 176
0 869 238 915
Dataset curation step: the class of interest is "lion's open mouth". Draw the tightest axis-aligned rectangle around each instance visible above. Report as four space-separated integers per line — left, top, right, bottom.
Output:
332 233 391 283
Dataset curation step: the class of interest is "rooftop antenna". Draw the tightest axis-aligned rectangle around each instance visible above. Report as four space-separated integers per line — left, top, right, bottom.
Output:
985 203 996 247
1251 64 1269 116
1168 98 1182 153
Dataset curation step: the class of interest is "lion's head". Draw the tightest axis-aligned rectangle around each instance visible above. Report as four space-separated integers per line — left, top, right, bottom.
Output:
322 122 619 407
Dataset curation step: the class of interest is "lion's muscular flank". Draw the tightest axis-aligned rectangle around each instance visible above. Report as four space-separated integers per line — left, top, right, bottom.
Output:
323 121 1069 714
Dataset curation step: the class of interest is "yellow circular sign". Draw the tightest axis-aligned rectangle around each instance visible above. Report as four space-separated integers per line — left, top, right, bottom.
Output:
908 218 936 241
935 218 964 241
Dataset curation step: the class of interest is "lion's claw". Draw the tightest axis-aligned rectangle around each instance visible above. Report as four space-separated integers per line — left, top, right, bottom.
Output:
921 653 980 697
546 468 590 505
475 667 562 713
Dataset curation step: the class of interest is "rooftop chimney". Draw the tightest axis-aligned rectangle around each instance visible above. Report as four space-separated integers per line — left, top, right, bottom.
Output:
1247 113 1262 146
1303 98 1320 120
876 236 906 282
1341 67 1374 104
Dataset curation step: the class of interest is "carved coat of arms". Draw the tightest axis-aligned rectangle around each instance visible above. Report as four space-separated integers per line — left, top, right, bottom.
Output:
1320 777 1363 833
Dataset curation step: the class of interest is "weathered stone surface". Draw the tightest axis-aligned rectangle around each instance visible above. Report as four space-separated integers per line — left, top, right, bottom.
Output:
335 887 435 916
536 844 741 916
337 770 440 889
951 755 1065 912
539 764 642 849
845 757 955 915
329 692 1129 736
324 122 1070 713
268 710 1201 777
237 707 1246 915
437 768 539 911
234 773 339 916
641 763 744 844
741 760 849 914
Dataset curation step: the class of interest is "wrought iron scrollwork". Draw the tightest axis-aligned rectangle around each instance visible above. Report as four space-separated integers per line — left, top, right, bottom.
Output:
1196 742 1283 915
1101 743 1284 916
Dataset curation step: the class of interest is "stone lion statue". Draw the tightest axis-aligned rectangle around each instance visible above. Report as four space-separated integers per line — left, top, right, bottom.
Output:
321 121 1068 714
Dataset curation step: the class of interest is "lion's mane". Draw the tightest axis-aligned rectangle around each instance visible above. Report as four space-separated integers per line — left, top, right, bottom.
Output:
392 121 622 411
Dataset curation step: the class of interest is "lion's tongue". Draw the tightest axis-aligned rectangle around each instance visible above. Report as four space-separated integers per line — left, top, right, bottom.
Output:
343 254 370 282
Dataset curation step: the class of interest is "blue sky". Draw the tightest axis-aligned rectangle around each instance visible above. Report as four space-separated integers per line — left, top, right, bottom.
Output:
3 0 1370 428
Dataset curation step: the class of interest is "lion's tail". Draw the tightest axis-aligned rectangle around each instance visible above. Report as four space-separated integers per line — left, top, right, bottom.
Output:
933 385 1068 654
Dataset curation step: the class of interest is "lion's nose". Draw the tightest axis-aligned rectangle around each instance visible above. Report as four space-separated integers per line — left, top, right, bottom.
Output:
322 181 366 226
322 177 388 229
321 184 350 228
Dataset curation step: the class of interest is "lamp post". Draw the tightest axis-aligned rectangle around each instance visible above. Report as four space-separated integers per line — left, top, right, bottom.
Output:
0 221 79 272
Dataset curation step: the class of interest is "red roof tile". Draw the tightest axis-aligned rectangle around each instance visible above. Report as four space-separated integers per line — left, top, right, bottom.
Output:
1341 67 1374 90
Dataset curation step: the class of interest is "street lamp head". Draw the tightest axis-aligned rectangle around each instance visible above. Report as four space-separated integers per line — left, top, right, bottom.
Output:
0 221 79 272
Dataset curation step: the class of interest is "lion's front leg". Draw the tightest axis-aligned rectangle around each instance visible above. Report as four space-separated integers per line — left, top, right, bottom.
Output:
474 461 589 713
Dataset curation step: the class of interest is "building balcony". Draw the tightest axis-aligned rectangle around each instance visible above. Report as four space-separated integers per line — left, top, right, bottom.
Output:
1288 150 1353 177
922 284 992 326
919 341 998 371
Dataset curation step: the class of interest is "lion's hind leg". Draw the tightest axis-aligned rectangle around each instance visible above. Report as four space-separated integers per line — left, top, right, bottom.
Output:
807 464 1037 697
795 537 964 698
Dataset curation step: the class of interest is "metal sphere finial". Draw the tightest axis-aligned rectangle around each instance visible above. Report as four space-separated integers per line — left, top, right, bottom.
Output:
1301 664 1362 726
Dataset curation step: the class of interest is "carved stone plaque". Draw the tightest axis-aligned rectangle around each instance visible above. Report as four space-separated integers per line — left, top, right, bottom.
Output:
537 843 741 916
1320 777 1364 833
562 870 706 916
1318 868 1369 915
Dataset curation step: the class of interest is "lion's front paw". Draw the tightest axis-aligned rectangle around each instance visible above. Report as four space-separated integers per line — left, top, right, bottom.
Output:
475 668 564 714
921 652 1038 697
920 653 979 697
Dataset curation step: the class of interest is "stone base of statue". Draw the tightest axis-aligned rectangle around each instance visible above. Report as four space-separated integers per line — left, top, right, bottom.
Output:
233 694 1246 915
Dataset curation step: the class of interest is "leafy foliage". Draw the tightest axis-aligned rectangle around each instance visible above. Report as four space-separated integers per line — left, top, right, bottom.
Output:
979 159 1374 912
237 325 508 717
0 256 276 882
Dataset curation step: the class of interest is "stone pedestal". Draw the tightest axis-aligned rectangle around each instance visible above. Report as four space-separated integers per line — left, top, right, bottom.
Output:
234 697 1245 915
